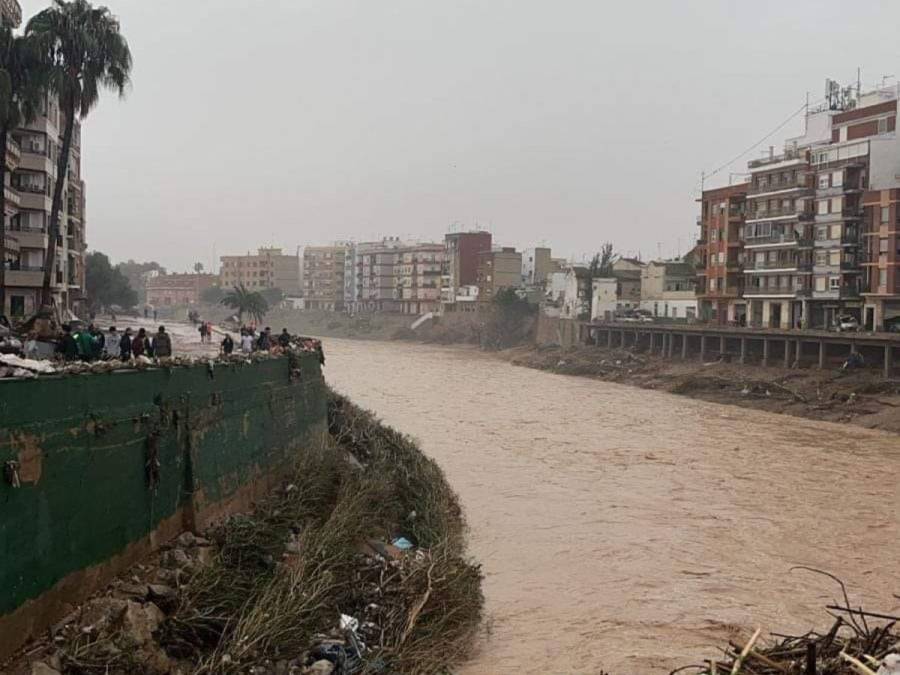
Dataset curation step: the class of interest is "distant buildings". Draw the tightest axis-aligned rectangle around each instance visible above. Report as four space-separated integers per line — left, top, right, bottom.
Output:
640 259 697 320
696 183 747 325
521 247 552 286
302 245 349 311
476 247 522 302
442 230 492 308
219 247 301 296
146 273 216 308
398 243 445 314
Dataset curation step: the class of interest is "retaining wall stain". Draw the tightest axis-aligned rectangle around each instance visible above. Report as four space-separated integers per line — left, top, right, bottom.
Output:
0 353 327 659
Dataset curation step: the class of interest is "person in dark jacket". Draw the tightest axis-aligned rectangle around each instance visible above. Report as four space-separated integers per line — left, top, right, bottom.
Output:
56 324 78 361
153 326 172 358
278 328 291 348
132 328 148 357
90 325 105 360
221 333 234 355
119 328 133 360
257 327 272 351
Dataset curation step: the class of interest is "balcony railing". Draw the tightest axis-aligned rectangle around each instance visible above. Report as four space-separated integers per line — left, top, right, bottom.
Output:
748 207 814 220
744 232 811 246
749 177 809 195
746 260 812 271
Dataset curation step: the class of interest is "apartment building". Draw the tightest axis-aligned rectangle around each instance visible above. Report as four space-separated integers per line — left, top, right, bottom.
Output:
397 243 444 315
351 238 412 313
696 183 747 325
442 230 492 308
475 247 522 302
301 245 348 311
742 147 816 329
2 87 87 317
861 188 900 329
219 247 301 295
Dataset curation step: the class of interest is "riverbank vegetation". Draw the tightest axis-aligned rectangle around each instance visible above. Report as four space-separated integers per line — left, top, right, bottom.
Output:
11 391 483 675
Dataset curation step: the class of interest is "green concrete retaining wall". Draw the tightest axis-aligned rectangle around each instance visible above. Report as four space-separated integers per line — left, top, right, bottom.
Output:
0 353 326 656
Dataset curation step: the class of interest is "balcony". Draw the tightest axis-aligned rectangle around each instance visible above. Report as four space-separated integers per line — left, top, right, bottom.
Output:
748 177 810 195
745 259 812 272
748 147 807 169
747 207 814 222
5 267 44 287
744 232 810 247
4 185 19 208
10 227 47 249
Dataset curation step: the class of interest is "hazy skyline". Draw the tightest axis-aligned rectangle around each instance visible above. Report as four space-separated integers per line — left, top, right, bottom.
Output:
18 0 900 272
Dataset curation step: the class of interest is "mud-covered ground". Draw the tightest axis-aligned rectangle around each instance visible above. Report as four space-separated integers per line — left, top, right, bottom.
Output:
508 344 900 434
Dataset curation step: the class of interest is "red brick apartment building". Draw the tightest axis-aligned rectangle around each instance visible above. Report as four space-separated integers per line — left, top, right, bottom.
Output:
696 183 748 325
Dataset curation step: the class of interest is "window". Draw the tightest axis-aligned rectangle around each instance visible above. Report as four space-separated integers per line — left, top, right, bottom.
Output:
709 278 717 291
831 170 843 187
880 238 889 253
815 276 827 291
878 118 888 134
829 276 840 290
831 197 842 213
829 224 841 239
818 174 830 189
829 250 840 266
10 295 24 316
817 200 829 215
882 207 890 223
816 226 828 240
815 251 827 265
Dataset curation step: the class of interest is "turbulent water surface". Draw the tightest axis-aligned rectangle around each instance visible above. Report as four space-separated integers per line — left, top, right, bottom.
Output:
322 338 900 674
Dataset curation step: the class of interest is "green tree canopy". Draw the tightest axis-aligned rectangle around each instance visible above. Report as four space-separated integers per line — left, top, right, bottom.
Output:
85 251 137 310
200 285 225 304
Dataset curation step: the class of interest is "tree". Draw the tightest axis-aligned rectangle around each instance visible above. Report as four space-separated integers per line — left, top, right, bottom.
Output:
85 251 136 310
117 259 164 304
0 21 44 314
259 286 284 306
221 284 268 324
193 262 204 274
588 242 616 278
27 0 132 307
482 288 537 350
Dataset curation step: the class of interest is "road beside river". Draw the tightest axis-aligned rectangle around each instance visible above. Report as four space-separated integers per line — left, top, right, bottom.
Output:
322 337 900 674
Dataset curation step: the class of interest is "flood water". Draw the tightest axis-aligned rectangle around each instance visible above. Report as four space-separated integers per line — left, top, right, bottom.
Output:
322 338 900 674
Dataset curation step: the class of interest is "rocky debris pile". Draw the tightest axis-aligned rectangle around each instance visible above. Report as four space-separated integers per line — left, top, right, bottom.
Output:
11 390 482 675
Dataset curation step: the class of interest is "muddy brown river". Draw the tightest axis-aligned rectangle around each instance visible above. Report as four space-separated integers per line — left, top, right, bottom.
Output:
322 338 900 674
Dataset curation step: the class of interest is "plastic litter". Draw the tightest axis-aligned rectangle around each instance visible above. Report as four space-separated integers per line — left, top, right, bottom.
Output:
391 537 413 550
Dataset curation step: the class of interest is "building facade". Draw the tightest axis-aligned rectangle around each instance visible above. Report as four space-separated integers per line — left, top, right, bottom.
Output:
145 273 216 308
442 230 492 308
521 246 552 286
219 247 301 295
476 247 522 302
640 260 697 320
696 183 747 325
397 243 444 315
301 245 348 311
3 93 86 317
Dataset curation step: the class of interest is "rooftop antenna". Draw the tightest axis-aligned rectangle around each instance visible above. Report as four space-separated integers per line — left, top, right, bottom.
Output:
857 67 862 100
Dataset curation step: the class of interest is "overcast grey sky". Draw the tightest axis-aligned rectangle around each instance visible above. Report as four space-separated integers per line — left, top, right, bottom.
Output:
18 0 900 271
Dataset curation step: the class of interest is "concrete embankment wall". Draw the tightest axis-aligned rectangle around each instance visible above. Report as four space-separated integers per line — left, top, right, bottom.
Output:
535 313 581 348
0 353 327 660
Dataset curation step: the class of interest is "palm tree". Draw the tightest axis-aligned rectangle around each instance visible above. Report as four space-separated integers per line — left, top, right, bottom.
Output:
26 0 132 308
221 284 269 325
0 21 44 315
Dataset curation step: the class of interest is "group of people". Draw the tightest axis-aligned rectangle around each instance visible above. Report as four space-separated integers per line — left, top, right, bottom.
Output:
55 324 172 362
221 326 292 355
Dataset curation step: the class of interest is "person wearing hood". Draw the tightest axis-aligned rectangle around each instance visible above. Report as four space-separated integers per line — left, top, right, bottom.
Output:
56 324 78 361
119 328 133 360
132 328 148 357
153 325 172 358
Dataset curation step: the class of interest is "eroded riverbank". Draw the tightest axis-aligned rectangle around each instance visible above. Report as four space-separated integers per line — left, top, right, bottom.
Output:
323 337 900 674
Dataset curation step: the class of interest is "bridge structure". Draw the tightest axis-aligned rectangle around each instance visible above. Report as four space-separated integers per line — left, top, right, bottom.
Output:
581 322 900 378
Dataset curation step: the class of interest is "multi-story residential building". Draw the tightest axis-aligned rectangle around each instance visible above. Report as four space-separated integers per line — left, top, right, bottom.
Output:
345 238 410 313
145 273 217 308
397 243 444 315
219 247 300 295
3 92 86 317
640 259 698 320
521 246 552 286
696 183 747 325
611 258 643 309
742 146 816 329
475 247 522 302
301 245 348 311
442 230 491 308
861 187 900 330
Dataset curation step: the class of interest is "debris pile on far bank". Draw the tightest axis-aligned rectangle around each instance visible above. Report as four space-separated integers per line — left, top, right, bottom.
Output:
10 391 482 675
